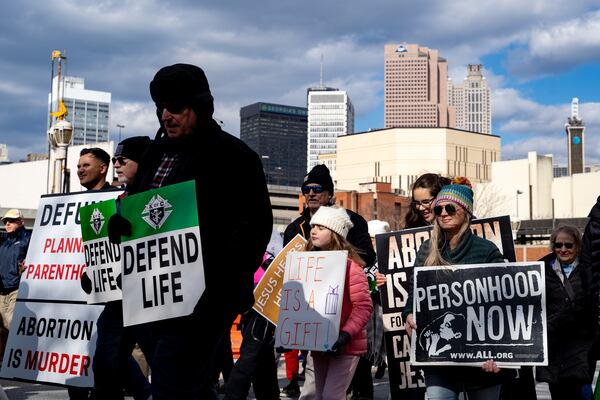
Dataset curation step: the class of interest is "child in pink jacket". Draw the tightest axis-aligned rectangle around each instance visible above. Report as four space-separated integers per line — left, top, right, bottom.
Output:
304 206 373 399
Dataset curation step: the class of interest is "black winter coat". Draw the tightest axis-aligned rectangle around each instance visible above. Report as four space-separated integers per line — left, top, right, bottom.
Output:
283 207 376 269
129 119 273 315
536 253 597 384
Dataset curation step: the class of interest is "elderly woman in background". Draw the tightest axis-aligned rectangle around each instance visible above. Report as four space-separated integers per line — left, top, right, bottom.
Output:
536 225 597 400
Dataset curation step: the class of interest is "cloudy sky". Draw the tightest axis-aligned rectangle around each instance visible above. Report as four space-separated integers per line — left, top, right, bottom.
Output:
2 0 599 164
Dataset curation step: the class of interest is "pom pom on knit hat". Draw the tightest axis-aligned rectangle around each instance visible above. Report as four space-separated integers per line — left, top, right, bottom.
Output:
435 179 474 216
310 206 354 239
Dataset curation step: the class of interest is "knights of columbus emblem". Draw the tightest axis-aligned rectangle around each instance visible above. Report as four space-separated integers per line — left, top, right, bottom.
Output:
142 194 173 229
90 208 105 235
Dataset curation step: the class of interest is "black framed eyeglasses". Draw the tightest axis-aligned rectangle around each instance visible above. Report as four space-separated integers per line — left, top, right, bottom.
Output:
553 242 574 249
412 198 435 208
433 204 457 216
111 156 129 165
301 185 325 194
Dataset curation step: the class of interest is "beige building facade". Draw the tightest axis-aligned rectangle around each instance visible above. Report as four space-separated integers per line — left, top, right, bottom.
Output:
384 43 455 129
335 127 500 194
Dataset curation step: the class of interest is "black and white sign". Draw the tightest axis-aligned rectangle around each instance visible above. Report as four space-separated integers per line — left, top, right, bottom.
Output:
411 262 547 367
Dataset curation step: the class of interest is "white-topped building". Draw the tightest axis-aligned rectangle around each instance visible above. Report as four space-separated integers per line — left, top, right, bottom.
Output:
48 76 111 145
306 86 354 172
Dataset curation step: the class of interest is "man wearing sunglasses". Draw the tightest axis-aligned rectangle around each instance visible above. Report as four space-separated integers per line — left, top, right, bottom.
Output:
112 136 151 186
282 164 376 399
126 63 273 399
0 209 30 363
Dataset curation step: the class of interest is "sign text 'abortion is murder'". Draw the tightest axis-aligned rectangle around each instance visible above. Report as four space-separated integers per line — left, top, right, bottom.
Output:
412 262 547 367
119 180 205 326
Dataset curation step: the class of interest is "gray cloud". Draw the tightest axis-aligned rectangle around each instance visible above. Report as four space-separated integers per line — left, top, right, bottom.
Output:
1 0 599 163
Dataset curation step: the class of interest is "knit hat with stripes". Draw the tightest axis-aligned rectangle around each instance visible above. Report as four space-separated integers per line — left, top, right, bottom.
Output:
435 184 474 216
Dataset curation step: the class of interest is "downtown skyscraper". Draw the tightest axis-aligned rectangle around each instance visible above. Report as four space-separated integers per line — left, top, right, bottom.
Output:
384 43 454 128
306 86 354 172
448 64 492 134
240 102 307 186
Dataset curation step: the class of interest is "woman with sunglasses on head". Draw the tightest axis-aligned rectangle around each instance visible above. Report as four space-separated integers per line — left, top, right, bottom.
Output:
536 225 597 399
405 173 451 228
402 179 509 400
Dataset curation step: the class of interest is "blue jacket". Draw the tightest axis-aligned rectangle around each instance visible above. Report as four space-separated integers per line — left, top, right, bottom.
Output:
0 227 31 290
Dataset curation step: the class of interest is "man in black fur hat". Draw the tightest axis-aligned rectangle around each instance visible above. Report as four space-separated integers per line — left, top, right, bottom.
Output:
127 64 273 399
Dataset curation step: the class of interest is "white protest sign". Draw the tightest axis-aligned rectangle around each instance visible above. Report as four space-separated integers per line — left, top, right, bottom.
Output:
1 301 102 387
79 200 122 304
20 190 122 302
275 251 347 351
120 181 205 326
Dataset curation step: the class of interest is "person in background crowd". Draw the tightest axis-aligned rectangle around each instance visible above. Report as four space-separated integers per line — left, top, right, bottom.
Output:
403 180 509 400
581 196 600 397
348 220 390 399
77 147 112 191
224 251 280 400
283 164 375 400
85 137 154 400
124 63 272 399
69 147 114 400
304 206 373 400
536 225 597 399
0 209 31 362
404 173 451 229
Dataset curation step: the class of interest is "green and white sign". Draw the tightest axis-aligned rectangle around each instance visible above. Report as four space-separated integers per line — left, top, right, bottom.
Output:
119 180 205 326
79 199 122 304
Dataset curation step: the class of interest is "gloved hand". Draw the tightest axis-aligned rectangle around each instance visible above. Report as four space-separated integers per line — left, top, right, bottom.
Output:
108 214 132 244
276 346 292 353
327 331 351 356
80 271 92 294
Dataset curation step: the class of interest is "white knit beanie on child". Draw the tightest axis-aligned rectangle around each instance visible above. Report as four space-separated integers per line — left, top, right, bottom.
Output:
309 206 354 239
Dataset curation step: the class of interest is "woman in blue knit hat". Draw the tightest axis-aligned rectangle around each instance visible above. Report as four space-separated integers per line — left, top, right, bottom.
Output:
402 178 509 400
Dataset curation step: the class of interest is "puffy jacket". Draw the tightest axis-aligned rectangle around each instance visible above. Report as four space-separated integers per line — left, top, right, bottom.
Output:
339 259 373 356
0 227 31 290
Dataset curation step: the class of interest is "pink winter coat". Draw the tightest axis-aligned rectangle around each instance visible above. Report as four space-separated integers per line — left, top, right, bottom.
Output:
339 259 373 356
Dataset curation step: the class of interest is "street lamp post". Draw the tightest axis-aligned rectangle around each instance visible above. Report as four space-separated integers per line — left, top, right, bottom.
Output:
261 155 270 184
516 190 523 218
116 124 125 143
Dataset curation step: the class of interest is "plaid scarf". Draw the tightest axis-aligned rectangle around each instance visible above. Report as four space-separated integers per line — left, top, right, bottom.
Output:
151 154 179 188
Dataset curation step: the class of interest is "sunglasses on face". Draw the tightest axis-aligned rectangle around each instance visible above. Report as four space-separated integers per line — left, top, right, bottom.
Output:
433 204 457 216
111 156 129 165
156 102 187 115
3 219 18 224
301 185 325 194
554 242 574 249
412 198 435 208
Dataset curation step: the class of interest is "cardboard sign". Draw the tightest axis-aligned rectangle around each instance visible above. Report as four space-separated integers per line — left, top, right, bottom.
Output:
375 215 516 399
119 181 205 326
253 234 307 325
275 251 347 351
411 262 547 367
19 190 123 302
79 199 122 304
1 301 102 387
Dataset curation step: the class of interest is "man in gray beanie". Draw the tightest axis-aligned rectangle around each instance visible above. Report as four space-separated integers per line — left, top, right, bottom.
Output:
126 64 273 399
